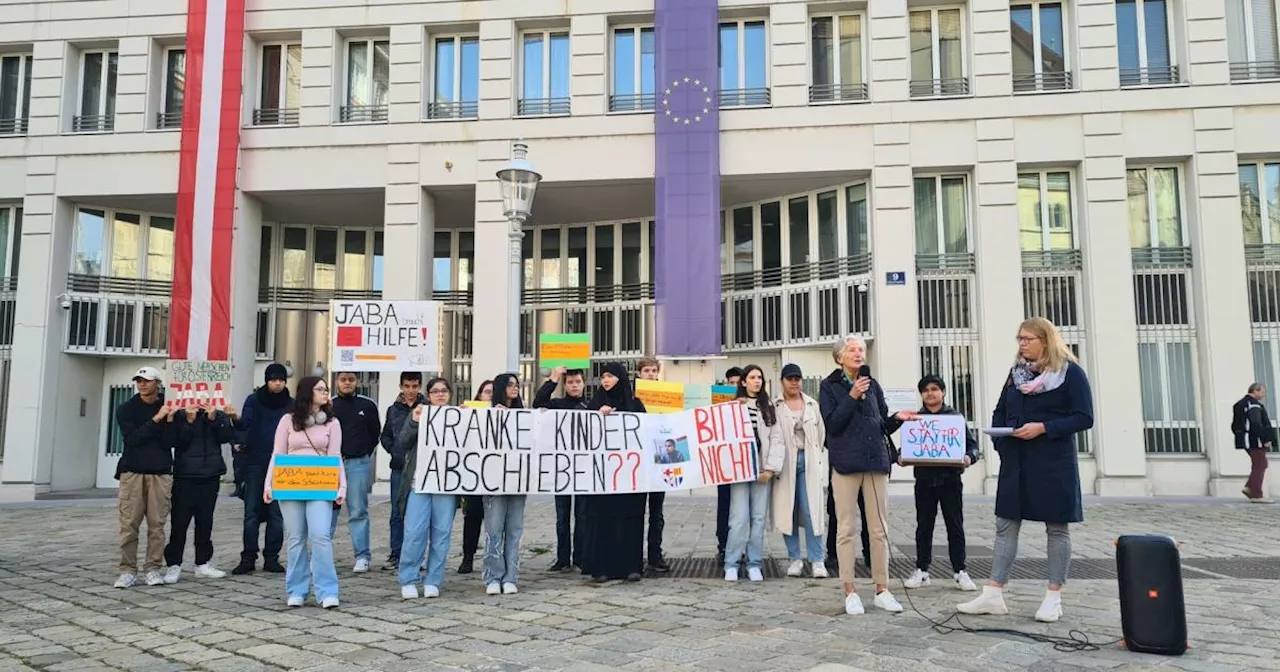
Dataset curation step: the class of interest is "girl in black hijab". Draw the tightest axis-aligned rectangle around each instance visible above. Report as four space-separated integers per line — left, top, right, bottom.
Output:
580 362 648 582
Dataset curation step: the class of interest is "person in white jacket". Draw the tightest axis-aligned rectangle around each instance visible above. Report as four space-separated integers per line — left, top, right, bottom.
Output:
772 363 830 579
724 364 786 582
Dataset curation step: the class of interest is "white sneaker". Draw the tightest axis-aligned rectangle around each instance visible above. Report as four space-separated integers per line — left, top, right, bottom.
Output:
957 585 1010 615
1035 590 1063 623
811 562 829 579
353 558 370 573
320 596 340 609
424 585 440 598
286 596 304 607
747 567 764 582
844 592 865 615
401 584 420 600
113 573 136 589
786 560 804 577
163 565 182 585
144 571 164 586
874 590 904 613
903 569 930 589
954 570 978 591
195 564 225 579
502 582 518 595
486 582 501 595
724 567 739 582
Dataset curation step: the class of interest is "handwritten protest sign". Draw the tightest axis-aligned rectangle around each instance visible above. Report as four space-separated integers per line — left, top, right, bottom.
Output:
635 379 684 414
413 402 759 495
271 455 342 500
899 414 968 465
165 360 231 409
711 385 737 405
683 384 712 410
539 333 590 369
330 300 441 372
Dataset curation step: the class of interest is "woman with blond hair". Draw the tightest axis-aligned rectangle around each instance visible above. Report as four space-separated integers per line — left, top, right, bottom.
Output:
958 317 1093 623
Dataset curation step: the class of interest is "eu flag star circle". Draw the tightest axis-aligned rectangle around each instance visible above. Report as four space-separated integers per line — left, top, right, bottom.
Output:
661 77 713 125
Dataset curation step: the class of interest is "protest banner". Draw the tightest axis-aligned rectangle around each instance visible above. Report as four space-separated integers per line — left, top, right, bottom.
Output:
271 455 343 500
710 384 737 405
412 402 760 495
899 414 968 466
164 360 232 408
538 333 590 369
330 300 441 372
635 379 684 414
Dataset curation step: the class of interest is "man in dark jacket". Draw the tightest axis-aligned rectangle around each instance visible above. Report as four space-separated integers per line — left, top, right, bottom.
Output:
533 366 589 571
333 371 383 572
380 371 424 571
163 403 236 584
113 366 178 589
900 375 980 592
1234 383 1275 503
230 364 291 575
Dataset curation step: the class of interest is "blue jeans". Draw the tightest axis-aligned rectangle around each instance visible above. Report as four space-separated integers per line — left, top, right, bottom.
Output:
482 495 527 585
280 499 339 601
725 480 771 571
329 455 372 562
783 452 826 562
398 492 457 587
389 468 405 557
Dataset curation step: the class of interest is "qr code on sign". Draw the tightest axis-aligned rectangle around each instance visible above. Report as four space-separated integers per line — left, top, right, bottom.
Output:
340 349 354 365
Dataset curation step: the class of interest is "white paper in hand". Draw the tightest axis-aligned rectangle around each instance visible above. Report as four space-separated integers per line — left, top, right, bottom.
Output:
982 427 1014 437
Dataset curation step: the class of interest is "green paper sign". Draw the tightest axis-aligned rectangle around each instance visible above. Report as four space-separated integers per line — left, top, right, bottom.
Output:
539 333 591 369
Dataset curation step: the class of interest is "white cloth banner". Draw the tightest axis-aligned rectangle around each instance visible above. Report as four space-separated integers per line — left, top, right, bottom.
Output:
412 403 761 495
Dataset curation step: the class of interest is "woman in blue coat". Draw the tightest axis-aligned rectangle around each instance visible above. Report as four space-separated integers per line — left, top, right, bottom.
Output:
958 317 1093 624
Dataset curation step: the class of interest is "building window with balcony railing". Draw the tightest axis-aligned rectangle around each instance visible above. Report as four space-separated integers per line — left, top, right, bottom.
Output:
916 174 977 413
519 31 570 116
1011 1 1073 92
74 49 118 132
255 43 301 126
610 26 655 112
1116 0 1180 86
909 7 969 98
157 47 185 130
429 35 479 120
0 206 20 349
719 20 770 107
1241 161 1280 449
342 38 390 123
810 13 867 103
1226 0 1280 81
0 53 32 136
914 175 971 267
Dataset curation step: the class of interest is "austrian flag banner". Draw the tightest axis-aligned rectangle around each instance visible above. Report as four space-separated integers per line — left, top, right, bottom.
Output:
170 0 247 361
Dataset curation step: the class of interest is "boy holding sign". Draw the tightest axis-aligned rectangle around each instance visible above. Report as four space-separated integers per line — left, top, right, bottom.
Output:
900 375 980 592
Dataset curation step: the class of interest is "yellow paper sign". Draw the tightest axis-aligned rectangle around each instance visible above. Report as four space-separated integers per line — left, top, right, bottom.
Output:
635 379 685 414
463 400 488 409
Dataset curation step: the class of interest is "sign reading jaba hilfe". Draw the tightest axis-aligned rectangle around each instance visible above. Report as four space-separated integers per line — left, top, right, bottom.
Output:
329 300 442 372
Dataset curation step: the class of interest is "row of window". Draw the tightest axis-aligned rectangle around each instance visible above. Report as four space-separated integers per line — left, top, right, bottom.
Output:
4 0 1279 134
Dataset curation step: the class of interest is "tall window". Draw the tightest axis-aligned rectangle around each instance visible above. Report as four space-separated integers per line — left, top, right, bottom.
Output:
1240 161 1280 245
158 48 185 129
256 43 301 125
1018 172 1074 252
519 31 570 116
0 206 21 281
1127 167 1184 248
909 8 967 97
810 14 865 102
719 20 769 107
1226 0 1280 80
914 176 970 257
429 35 480 120
1137 342 1199 447
342 39 390 123
71 207 174 280
1010 2 1071 91
610 26 655 112
75 50 118 132
1116 0 1176 85
0 53 32 135
846 184 869 258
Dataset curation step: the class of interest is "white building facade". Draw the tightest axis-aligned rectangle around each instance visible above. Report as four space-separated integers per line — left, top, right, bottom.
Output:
1 0 1278 500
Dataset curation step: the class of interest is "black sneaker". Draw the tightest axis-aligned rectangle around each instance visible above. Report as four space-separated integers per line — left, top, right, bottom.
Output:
457 555 474 574
381 555 399 571
263 559 285 573
231 560 255 575
715 550 725 566
625 572 642 582
548 559 570 572
647 557 671 573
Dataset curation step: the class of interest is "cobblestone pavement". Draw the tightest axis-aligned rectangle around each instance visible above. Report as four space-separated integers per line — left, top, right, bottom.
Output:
0 495 1277 672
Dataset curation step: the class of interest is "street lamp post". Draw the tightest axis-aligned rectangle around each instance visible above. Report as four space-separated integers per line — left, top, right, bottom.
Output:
496 140 542 374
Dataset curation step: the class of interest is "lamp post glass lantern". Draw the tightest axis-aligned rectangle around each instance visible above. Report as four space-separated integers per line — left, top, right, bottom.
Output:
496 140 542 372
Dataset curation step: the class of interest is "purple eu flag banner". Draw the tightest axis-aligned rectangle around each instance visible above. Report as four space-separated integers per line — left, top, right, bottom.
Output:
654 0 721 358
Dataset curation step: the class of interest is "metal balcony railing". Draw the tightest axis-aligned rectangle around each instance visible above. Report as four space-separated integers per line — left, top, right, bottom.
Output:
156 110 183 129
72 115 114 132
909 77 971 98
1020 249 1083 270
1131 246 1193 269
609 94 655 112
1012 70 1073 93
808 83 869 103
0 117 27 135
722 262 873 351
517 98 571 116
339 105 388 123
719 88 771 108
1230 60 1280 82
253 108 299 125
916 252 977 273
1119 65 1180 87
426 101 479 120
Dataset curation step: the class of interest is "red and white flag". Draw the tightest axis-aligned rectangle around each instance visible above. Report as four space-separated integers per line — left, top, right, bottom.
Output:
170 0 246 361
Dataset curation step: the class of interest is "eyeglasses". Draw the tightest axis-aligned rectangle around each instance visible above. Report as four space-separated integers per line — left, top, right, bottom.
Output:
1015 336 1039 344
429 388 449 395
314 387 330 393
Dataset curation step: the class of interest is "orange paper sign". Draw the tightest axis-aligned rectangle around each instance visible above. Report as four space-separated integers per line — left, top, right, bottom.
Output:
272 466 341 491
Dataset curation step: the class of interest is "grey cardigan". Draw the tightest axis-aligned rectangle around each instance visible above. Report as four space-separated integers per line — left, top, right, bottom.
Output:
394 412 419 512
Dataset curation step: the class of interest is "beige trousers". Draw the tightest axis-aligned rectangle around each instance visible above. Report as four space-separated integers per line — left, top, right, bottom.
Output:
831 471 889 586
118 473 173 573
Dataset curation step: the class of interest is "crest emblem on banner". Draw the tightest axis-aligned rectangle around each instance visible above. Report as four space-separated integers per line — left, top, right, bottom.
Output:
662 466 684 488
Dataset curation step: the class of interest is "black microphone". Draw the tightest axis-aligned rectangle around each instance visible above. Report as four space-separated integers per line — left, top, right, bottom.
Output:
857 364 871 379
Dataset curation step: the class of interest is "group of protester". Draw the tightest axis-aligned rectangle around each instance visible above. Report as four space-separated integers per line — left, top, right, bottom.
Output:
113 317 1106 621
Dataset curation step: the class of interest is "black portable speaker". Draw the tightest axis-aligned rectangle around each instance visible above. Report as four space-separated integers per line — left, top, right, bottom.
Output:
1115 534 1188 656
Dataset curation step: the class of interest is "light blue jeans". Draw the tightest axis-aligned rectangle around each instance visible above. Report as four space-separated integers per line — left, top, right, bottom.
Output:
482 495 527 585
280 499 339 601
330 455 372 562
398 492 457 588
782 451 826 562
725 479 771 571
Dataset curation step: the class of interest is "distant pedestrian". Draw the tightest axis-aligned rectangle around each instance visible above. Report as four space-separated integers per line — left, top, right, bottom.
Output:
1233 383 1274 503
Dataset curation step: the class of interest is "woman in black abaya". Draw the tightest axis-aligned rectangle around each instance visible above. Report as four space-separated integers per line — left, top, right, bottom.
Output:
580 363 648 582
